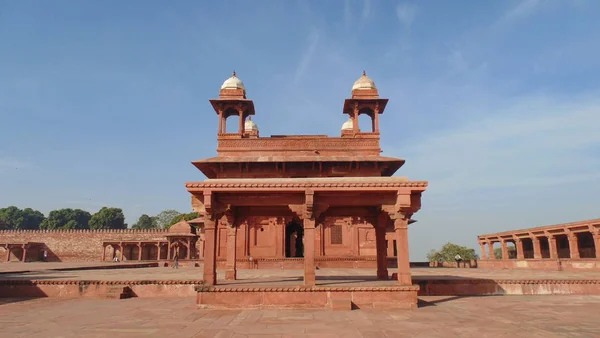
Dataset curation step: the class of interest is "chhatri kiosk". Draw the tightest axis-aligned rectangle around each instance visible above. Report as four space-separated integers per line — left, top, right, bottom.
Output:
187 72 427 308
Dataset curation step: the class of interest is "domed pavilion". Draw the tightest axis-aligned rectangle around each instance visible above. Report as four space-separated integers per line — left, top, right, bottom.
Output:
187 71 427 289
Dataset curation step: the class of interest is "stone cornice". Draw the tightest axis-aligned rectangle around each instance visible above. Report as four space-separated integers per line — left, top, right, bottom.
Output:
186 181 428 190
0 280 203 285
0 229 169 234
478 218 600 241
195 286 420 292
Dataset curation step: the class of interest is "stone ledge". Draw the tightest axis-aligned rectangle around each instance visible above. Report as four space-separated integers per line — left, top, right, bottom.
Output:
0 280 204 286
195 285 419 292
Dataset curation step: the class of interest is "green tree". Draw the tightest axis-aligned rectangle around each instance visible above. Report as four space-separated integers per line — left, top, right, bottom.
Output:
494 247 515 259
0 206 45 230
132 214 158 229
40 208 91 230
426 242 479 263
89 207 127 230
166 211 199 229
154 209 181 229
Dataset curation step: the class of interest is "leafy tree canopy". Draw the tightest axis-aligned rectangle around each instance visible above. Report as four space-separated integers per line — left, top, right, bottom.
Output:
89 207 127 230
154 209 181 229
132 214 158 229
427 242 479 263
0 206 45 230
40 208 91 230
167 212 199 229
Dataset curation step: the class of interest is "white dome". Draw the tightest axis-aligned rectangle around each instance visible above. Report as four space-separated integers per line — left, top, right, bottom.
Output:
221 71 245 90
352 71 376 91
245 118 258 131
341 117 353 131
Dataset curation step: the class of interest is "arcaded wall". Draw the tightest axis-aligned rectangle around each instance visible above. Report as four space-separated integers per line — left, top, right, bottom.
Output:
0 229 169 262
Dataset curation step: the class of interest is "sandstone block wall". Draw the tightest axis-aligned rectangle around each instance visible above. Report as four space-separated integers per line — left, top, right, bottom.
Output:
0 229 169 262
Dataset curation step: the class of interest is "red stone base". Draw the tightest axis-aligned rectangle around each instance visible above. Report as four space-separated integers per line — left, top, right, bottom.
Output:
478 259 600 271
416 279 600 296
195 285 419 310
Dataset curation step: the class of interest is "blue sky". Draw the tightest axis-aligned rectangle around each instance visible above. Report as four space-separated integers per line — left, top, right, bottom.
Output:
1 0 599 260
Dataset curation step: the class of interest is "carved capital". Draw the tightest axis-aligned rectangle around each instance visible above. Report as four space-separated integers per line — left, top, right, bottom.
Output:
203 191 213 220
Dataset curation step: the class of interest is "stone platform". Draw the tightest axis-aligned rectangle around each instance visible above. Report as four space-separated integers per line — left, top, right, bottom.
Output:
195 285 419 310
3 264 600 304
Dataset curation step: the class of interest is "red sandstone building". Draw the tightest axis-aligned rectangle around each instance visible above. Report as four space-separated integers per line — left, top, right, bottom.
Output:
186 72 427 286
0 72 427 288
478 218 600 270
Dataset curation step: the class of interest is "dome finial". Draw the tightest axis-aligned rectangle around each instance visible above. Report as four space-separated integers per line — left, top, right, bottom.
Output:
362 70 366 76
232 70 236 77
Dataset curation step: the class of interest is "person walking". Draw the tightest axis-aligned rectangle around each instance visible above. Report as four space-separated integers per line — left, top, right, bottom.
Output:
173 252 179 269
454 254 463 268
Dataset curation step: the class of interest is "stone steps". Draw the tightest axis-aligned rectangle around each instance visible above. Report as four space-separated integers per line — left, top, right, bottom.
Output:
103 286 132 300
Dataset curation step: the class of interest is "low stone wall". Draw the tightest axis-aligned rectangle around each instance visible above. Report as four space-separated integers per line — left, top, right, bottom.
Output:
416 279 600 296
195 286 419 310
0 229 169 262
478 259 600 271
0 280 200 298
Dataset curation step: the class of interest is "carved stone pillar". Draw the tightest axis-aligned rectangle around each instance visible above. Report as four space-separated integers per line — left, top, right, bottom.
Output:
119 243 124 261
21 245 28 262
532 237 542 259
479 242 487 260
157 243 162 260
387 238 394 257
568 233 580 259
138 243 143 261
303 218 316 286
394 217 411 285
515 238 524 260
375 213 389 280
500 240 509 260
547 235 558 259
488 241 495 260
593 234 600 259
203 218 218 285
225 213 237 280
101 245 106 261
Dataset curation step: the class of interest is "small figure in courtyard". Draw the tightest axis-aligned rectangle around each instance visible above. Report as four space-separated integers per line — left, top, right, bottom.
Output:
173 252 179 269
43 250 48 262
455 254 463 268
113 256 119 263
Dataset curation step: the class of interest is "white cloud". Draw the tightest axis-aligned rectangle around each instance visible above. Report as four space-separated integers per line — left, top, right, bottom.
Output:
496 0 543 28
362 0 372 20
393 92 600 195
293 28 320 84
0 157 31 173
396 3 417 29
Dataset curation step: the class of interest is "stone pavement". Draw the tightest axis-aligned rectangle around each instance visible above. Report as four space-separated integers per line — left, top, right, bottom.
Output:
2 264 600 284
1 295 599 337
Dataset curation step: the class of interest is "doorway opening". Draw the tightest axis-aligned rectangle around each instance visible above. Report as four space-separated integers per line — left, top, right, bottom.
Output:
285 220 304 258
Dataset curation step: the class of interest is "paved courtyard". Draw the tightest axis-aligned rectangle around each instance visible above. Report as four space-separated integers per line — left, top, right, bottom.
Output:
2 263 600 284
1 295 599 337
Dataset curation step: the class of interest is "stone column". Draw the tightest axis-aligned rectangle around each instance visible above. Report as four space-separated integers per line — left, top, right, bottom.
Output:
238 110 244 135
187 238 191 259
119 244 124 262
515 238 525 260
303 218 316 286
203 218 218 285
547 235 558 259
225 225 237 280
138 243 143 261
501 240 509 260
394 218 411 286
479 242 487 260
532 237 542 259
568 234 580 259
488 241 495 260
167 242 171 260
157 243 162 260
593 234 600 259
375 215 388 280
6 247 11 262
101 245 106 261
21 245 28 262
